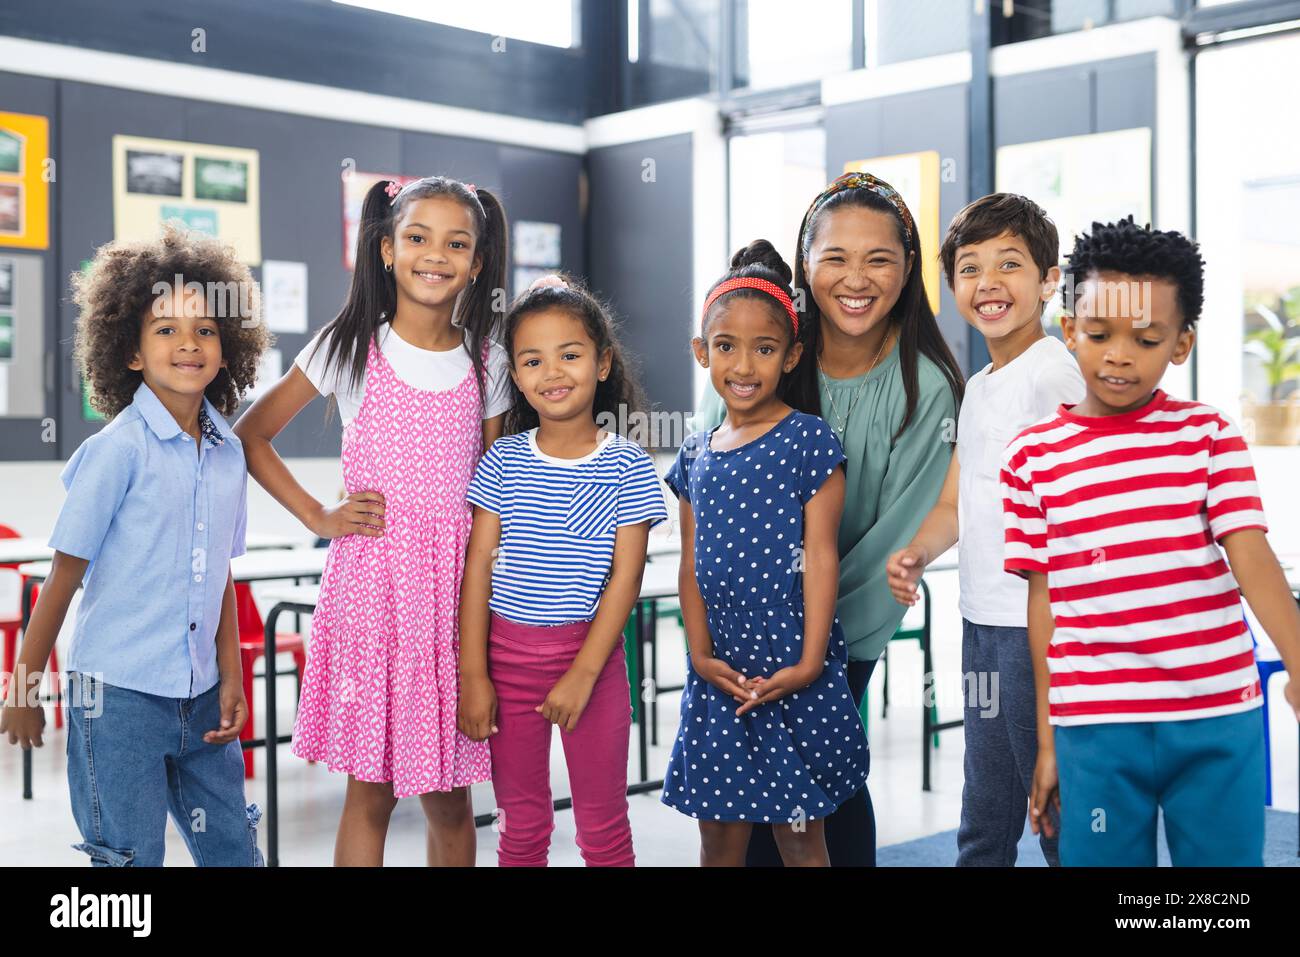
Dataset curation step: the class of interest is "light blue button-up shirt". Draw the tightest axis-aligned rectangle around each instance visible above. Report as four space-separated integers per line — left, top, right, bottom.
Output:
49 381 248 698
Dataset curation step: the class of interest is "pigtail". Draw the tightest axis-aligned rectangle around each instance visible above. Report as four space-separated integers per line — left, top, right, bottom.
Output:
455 186 509 412
311 179 395 394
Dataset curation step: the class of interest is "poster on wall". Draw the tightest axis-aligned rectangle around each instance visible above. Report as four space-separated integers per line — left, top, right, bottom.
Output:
514 221 562 268
0 111 50 250
0 259 12 308
843 151 941 314
341 171 419 270
997 127 1152 327
113 135 261 265
263 260 309 334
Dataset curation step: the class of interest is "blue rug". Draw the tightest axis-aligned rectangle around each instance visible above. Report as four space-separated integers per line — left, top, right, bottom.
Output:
878 809 1298 867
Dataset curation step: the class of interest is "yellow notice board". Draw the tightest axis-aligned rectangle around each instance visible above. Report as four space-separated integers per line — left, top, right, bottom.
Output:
843 151 942 315
0 111 51 250
112 135 261 265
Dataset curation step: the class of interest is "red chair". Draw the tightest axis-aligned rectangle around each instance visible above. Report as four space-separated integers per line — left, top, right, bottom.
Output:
235 583 306 778
0 525 62 729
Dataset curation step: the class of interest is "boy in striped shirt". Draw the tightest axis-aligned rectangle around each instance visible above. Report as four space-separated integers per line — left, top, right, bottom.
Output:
1002 217 1300 866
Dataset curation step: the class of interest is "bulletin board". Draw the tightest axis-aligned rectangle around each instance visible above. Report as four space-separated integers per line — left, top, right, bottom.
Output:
0 111 50 250
843 150 942 315
112 134 262 265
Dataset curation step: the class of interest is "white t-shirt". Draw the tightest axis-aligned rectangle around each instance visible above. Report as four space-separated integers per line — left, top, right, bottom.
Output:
294 323 513 426
956 335 1085 627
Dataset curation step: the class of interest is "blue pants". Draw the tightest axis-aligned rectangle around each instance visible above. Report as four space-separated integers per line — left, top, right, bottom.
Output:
956 620 1059 866
66 672 264 867
1055 709 1265 867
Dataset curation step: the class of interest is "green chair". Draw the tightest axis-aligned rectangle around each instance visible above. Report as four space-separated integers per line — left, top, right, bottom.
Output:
857 576 962 791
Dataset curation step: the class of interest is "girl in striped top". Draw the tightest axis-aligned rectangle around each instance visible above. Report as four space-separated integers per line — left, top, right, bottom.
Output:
1003 218 1300 866
458 278 667 867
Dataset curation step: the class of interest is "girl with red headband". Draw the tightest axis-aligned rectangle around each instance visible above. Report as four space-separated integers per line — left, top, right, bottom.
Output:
691 174 966 867
660 240 870 866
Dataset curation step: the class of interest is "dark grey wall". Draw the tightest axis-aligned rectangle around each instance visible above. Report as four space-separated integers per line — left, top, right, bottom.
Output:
0 0 589 125
825 84 972 374
0 71 59 460
0 70 583 461
587 134 695 435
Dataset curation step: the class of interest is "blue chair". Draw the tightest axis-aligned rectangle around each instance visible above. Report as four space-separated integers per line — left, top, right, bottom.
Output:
1247 617 1287 806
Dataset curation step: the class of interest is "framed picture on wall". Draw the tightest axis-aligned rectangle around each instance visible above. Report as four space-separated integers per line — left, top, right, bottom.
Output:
0 259 12 307
125 150 184 196
194 157 249 203
0 111 49 249
843 151 942 315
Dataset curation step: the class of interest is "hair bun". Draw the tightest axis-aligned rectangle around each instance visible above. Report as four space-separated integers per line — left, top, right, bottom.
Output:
730 239 792 285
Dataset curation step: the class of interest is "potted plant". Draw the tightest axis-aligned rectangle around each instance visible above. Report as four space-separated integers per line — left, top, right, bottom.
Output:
1242 293 1300 446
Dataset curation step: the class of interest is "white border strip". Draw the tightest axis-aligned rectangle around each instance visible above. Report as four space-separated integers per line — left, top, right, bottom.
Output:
584 97 720 149
821 51 972 105
0 35 586 153
990 16 1180 76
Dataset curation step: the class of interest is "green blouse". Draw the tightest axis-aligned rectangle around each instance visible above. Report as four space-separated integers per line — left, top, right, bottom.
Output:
688 347 958 661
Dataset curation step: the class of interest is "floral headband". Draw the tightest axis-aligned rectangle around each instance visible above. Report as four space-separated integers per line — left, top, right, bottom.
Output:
801 171 916 251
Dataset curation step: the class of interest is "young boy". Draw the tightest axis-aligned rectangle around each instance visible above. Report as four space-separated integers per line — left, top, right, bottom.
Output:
887 193 1083 866
1003 216 1300 866
0 225 271 866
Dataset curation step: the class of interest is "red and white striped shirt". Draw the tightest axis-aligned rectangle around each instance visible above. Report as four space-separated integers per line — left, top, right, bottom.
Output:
1001 390 1266 726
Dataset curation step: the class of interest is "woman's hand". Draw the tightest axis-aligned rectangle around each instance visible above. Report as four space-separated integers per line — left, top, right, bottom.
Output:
693 656 757 707
203 678 248 745
536 668 598 733
735 661 822 716
458 673 498 742
310 491 386 539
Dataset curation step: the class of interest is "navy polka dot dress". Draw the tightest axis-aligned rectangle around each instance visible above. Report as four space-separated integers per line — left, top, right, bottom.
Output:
661 409 869 824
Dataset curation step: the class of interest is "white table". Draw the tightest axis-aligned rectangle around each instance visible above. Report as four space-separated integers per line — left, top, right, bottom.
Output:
14 547 329 801
0 532 299 568
252 557 685 866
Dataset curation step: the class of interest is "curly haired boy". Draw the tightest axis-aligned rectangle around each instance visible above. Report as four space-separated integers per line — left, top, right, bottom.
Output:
1 224 272 866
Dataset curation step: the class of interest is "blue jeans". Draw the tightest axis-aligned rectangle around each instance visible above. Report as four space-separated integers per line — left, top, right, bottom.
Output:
65 672 264 867
956 620 1059 866
1055 709 1265 867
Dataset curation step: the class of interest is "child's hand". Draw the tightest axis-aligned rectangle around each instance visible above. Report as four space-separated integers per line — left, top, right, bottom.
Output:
693 656 756 706
886 544 929 606
204 679 248 745
312 491 386 539
1284 678 1300 722
735 662 822 717
1029 748 1060 838
536 668 597 733
458 674 498 742
1 700 46 750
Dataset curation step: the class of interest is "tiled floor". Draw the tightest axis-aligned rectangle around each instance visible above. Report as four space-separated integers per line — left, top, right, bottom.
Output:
3 570 1296 866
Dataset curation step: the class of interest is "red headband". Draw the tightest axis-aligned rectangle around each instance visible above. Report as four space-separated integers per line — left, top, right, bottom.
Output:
702 277 799 338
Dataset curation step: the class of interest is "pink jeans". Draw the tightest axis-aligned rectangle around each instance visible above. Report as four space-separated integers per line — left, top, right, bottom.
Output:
487 613 635 867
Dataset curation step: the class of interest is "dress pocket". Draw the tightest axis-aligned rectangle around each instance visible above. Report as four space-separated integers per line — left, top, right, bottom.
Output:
564 479 619 538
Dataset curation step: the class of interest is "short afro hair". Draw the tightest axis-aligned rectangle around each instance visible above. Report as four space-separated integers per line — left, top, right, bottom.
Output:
1063 216 1204 329
71 223 272 418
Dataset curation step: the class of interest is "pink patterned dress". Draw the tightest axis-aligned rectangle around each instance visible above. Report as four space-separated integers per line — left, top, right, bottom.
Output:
292 335 492 797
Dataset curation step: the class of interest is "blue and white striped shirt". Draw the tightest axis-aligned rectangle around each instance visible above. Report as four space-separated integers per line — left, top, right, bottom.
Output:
466 429 668 626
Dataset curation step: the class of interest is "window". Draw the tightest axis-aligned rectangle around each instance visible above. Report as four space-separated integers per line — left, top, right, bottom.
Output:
734 0 853 90
331 0 578 48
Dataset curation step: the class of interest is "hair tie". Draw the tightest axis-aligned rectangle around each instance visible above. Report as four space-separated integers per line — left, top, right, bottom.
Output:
703 277 799 338
384 180 402 200
465 182 477 195
802 171 916 251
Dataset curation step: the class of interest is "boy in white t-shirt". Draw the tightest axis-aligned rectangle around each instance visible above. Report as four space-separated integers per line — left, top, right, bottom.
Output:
886 194 1084 866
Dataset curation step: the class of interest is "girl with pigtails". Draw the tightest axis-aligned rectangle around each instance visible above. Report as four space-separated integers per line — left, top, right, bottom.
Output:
235 176 512 866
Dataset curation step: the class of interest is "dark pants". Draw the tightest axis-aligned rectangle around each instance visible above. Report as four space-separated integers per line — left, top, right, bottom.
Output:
745 657 878 867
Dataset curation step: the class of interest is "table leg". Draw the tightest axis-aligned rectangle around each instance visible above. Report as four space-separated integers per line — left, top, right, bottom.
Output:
265 603 281 867
20 576 35 800
635 601 648 785
650 599 659 747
